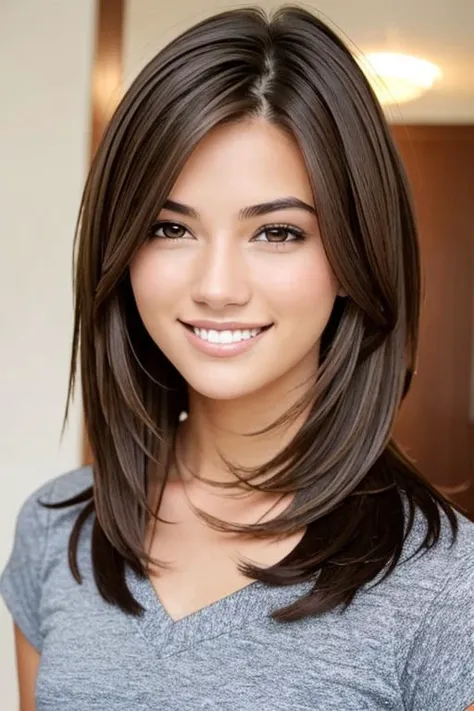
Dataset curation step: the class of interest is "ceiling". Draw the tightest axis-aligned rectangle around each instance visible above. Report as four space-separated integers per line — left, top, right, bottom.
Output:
124 0 474 123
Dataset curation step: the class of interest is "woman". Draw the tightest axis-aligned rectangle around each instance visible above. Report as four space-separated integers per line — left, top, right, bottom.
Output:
1 5 474 710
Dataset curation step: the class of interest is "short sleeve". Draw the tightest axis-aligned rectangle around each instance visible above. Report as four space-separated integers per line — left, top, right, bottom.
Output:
401 557 474 710
0 483 53 652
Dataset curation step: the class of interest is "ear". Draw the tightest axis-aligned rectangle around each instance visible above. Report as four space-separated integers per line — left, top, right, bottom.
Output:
337 286 348 298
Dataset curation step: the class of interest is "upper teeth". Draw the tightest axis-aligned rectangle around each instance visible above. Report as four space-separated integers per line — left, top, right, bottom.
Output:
193 327 262 344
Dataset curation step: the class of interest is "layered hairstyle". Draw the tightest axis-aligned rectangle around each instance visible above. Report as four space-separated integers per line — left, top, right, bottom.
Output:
47 5 459 622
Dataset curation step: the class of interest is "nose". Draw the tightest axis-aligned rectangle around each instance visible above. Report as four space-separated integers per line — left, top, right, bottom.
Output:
191 238 251 310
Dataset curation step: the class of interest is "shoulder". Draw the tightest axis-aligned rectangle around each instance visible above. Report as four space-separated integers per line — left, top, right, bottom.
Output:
8 464 94 567
371 504 474 611
28 464 94 548
354 503 474 662
29 464 93 507
399 504 474 583
410 504 474 615
390 506 474 707
346 503 474 707
0 465 93 652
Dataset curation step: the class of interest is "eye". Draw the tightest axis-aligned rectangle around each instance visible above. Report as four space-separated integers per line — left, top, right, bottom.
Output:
149 221 191 240
252 224 306 244
148 221 306 244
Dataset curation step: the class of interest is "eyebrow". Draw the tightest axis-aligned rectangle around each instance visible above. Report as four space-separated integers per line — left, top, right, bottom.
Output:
161 197 317 220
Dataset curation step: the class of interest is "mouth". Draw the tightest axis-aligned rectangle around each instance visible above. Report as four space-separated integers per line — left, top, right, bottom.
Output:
179 321 273 346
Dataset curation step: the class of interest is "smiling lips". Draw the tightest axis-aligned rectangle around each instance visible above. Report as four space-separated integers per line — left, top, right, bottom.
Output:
179 320 273 354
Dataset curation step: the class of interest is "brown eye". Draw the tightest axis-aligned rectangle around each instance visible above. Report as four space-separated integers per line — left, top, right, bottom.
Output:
253 225 305 244
265 228 290 242
150 221 188 239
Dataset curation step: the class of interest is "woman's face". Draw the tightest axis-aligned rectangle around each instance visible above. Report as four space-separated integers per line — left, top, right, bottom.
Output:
130 118 340 402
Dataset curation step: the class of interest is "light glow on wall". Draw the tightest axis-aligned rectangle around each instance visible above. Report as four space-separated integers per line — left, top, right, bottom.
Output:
357 52 442 105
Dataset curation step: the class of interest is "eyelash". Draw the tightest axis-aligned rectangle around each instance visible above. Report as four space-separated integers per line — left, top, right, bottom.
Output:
148 220 306 247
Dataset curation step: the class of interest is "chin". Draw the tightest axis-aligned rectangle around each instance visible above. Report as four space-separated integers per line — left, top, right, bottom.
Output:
187 380 257 402
184 368 271 403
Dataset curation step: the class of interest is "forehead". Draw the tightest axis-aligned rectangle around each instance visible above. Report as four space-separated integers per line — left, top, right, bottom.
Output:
167 118 315 211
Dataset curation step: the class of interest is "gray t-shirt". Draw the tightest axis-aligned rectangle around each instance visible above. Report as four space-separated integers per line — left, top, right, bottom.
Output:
1 465 474 710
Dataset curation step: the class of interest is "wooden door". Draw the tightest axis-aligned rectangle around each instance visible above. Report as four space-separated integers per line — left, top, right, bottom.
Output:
392 126 474 516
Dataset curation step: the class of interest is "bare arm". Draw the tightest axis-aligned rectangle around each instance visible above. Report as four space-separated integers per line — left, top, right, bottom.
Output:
14 624 40 711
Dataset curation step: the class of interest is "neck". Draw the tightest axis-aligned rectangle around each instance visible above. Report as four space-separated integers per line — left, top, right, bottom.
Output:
175 369 315 488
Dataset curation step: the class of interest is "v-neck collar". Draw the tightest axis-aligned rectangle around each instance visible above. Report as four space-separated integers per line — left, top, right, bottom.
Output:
125 564 312 658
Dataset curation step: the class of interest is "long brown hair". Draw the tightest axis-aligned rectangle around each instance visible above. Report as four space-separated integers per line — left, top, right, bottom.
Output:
46 5 460 622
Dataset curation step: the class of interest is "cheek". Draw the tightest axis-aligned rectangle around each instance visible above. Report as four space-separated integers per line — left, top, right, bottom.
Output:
129 247 186 314
256 246 338 318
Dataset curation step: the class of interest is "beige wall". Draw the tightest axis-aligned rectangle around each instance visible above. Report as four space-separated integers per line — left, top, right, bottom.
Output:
0 1 95 707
